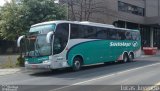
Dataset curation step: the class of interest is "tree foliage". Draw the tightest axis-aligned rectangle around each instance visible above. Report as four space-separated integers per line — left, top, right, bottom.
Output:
0 0 66 40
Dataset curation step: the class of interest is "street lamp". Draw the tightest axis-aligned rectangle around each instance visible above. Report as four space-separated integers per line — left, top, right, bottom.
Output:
54 0 59 4
54 0 69 20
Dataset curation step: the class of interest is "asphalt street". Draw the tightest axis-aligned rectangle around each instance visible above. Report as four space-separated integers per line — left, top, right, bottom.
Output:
0 56 160 91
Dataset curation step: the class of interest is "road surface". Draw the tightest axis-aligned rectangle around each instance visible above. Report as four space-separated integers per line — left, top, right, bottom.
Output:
0 56 160 91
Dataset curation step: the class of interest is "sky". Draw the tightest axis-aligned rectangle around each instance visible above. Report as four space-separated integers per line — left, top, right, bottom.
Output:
0 0 11 6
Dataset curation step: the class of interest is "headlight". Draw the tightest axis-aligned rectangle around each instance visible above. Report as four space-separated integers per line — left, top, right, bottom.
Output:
25 61 28 64
43 60 50 64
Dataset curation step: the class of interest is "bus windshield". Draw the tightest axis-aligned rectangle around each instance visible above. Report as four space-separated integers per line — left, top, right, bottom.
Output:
25 24 56 57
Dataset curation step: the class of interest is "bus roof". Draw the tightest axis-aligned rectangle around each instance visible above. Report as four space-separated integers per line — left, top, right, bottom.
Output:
31 20 139 32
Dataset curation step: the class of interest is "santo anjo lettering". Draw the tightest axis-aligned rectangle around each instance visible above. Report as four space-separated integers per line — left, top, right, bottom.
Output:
110 42 132 47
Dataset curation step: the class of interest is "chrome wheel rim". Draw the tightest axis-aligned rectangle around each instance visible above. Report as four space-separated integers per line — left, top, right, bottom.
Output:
129 55 133 61
74 60 80 70
124 56 127 62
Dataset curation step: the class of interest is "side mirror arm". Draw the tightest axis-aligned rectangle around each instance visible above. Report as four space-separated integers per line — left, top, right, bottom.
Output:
46 31 54 43
17 35 25 47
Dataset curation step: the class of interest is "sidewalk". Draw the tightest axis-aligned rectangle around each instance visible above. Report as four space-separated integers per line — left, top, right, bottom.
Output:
0 55 18 66
0 68 21 76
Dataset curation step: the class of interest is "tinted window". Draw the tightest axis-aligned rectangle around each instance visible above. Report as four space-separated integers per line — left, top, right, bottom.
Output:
71 24 97 39
125 31 132 40
117 30 126 40
53 23 69 54
131 31 140 40
70 24 139 41
109 29 121 40
85 26 97 39
96 27 109 39
70 24 85 39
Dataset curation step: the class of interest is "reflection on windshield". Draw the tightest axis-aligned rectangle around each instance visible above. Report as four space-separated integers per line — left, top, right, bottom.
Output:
26 34 51 57
36 35 51 56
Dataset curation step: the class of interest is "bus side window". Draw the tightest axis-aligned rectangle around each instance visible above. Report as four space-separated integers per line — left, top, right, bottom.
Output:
110 29 120 40
79 25 86 38
96 27 108 39
53 23 69 54
85 26 97 39
131 31 140 41
105 28 110 40
70 24 79 39
70 24 86 39
125 31 132 40
116 30 122 40
137 32 140 40
118 30 126 40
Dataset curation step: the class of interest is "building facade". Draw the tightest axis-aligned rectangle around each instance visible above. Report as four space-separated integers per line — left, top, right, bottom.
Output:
99 0 160 49
60 0 160 49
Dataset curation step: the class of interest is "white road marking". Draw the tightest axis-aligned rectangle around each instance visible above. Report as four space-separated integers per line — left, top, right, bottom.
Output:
50 62 160 91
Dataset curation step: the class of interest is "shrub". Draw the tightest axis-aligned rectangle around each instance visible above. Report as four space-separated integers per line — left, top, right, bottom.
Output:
17 56 25 67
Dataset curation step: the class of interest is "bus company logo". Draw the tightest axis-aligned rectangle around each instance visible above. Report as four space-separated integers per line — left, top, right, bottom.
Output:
110 42 131 47
132 41 138 47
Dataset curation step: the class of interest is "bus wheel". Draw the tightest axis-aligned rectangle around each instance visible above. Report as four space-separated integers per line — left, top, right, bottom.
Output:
123 53 129 63
72 57 82 71
129 53 134 62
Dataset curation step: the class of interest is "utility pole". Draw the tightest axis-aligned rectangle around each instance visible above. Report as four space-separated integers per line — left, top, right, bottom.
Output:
67 1 69 20
158 0 160 16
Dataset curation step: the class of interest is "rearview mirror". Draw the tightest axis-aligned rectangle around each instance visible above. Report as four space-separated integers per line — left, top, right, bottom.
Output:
17 35 25 47
46 31 54 43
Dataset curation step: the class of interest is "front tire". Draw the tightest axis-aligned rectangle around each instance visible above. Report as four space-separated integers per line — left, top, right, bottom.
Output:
123 53 129 63
72 57 82 71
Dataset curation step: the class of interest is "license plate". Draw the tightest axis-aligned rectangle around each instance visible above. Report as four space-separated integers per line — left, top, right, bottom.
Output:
32 65 38 68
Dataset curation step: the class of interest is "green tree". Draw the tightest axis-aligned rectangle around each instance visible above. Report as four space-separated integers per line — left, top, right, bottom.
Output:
0 0 66 40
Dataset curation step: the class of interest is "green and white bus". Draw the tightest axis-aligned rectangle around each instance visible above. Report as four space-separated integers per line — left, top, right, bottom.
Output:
17 20 141 71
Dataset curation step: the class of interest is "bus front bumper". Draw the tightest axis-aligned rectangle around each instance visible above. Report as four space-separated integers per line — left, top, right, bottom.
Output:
25 61 51 70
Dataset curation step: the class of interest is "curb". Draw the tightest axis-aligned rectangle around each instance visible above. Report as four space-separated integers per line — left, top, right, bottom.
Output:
0 68 21 76
141 55 159 58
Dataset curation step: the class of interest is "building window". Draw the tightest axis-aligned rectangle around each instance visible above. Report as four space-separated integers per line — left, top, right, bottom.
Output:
118 1 145 16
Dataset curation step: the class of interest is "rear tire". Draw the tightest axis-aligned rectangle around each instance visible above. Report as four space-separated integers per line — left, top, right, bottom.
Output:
123 53 129 63
129 53 134 62
72 57 82 71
